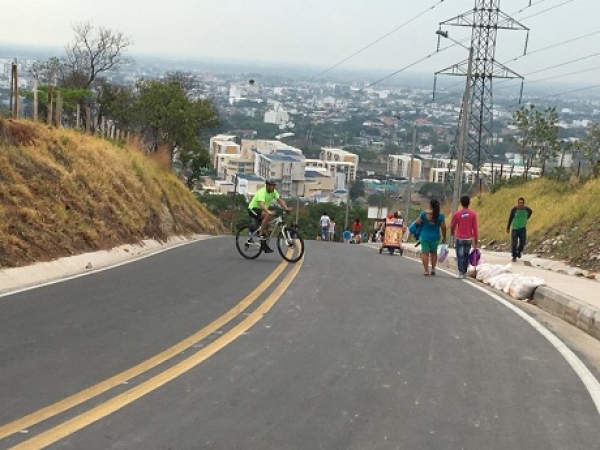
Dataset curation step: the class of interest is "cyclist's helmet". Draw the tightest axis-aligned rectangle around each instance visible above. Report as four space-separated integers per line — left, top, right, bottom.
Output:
265 179 277 186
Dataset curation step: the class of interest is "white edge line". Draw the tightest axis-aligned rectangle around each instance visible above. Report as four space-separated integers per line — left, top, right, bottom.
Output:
401 251 600 416
0 236 219 299
466 281 600 415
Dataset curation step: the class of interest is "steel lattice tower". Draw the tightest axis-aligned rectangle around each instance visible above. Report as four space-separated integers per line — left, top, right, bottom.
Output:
436 0 529 182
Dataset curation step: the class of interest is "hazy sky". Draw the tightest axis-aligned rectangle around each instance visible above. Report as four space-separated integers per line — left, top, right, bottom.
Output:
3 0 600 88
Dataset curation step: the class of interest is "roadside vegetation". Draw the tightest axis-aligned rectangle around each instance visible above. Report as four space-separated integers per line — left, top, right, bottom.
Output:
473 177 600 272
0 118 225 268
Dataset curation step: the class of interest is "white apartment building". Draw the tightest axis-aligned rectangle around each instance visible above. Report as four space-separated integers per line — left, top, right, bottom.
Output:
479 164 542 181
320 147 359 166
429 168 477 185
303 169 335 201
209 135 240 177
256 153 305 198
318 147 359 188
387 155 423 180
235 174 265 199
241 139 302 156
264 101 291 128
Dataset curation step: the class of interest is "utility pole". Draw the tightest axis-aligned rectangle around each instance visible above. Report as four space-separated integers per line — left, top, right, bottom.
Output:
33 79 38 122
451 46 474 218
11 60 19 119
403 125 417 221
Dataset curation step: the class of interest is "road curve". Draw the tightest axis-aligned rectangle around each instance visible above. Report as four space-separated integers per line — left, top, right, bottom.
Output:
0 237 599 449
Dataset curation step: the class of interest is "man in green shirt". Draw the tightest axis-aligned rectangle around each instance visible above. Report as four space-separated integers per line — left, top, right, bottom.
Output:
506 197 533 262
248 179 291 252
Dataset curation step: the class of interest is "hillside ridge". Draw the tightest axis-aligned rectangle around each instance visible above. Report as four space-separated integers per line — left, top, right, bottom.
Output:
0 118 225 268
472 177 600 274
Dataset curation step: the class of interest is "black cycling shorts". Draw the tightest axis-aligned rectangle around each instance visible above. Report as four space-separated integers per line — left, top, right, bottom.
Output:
248 208 263 220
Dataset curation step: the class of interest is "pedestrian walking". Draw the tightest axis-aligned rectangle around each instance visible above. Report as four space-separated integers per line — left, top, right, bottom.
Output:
328 217 336 242
450 195 479 279
506 197 533 262
414 199 447 276
319 212 331 242
351 219 361 242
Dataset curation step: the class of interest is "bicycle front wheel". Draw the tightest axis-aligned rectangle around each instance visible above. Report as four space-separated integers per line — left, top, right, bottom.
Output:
277 229 304 263
235 226 263 260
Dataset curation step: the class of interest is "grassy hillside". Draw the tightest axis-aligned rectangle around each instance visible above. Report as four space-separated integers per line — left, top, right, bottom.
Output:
472 178 600 272
0 118 225 268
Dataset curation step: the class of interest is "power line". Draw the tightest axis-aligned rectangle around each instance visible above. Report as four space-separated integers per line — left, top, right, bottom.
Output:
524 51 600 77
519 0 577 21
496 64 600 91
509 83 600 108
509 0 555 15
508 30 600 63
365 42 458 89
308 0 448 81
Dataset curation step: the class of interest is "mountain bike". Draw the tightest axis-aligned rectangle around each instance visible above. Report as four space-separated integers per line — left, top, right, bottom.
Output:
235 211 304 263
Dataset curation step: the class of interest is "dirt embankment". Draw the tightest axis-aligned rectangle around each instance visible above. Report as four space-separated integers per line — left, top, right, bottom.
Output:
0 118 225 268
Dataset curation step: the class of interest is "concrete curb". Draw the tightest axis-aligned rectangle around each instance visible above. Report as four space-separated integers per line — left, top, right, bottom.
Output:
0 235 215 296
370 243 600 342
532 286 600 341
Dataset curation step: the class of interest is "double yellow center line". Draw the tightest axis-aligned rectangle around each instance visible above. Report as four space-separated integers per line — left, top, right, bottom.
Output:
2 258 303 449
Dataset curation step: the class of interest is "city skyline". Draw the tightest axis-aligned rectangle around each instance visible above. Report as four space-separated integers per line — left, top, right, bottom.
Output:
1 0 600 90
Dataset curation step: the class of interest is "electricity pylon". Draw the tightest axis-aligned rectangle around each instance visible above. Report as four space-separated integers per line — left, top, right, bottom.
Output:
435 0 529 196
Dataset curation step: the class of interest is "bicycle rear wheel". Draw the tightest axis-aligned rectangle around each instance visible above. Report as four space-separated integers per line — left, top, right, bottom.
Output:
276 228 304 263
235 226 263 259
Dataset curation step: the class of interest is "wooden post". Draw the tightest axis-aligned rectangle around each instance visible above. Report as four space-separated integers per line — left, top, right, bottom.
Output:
54 90 62 128
47 85 54 125
11 62 19 119
101 117 107 138
76 104 81 129
33 79 38 122
85 106 91 133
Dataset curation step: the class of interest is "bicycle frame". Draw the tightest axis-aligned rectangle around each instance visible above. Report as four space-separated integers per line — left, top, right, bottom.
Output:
237 210 304 262
250 213 293 243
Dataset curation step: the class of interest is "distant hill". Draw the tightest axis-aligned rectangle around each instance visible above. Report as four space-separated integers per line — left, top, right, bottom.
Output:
0 118 225 268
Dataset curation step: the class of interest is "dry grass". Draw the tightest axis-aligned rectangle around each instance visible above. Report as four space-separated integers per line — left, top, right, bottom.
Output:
472 177 600 271
0 118 225 268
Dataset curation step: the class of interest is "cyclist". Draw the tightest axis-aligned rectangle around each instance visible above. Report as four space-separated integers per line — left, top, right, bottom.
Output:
248 179 291 253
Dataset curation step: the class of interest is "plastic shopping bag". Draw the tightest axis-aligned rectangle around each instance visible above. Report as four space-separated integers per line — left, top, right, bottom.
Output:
438 244 449 263
468 248 483 266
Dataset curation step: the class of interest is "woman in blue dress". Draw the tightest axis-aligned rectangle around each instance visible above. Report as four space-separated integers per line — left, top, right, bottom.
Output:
414 199 447 276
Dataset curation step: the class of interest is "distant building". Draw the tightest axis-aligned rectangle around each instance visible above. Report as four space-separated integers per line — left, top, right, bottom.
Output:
256 153 305 198
429 168 477 184
387 155 422 180
209 135 240 178
318 147 359 188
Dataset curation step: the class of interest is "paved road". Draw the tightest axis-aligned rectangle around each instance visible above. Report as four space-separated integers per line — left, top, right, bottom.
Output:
0 238 599 449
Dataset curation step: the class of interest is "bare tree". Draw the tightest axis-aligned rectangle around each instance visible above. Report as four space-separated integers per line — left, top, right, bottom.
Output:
64 21 133 89
31 57 64 85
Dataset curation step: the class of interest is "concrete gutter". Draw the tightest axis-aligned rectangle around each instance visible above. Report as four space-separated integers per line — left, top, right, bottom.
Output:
373 243 600 342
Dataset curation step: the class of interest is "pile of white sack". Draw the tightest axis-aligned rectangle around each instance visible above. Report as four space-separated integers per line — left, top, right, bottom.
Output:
467 263 545 300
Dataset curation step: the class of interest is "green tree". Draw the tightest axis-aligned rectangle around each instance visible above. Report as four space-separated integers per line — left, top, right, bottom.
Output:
21 85 92 126
583 123 600 178
134 79 220 177
95 80 136 129
349 180 365 200
510 105 560 178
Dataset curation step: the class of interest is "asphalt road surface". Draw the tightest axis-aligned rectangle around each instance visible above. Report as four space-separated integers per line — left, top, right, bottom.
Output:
1 237 599 449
